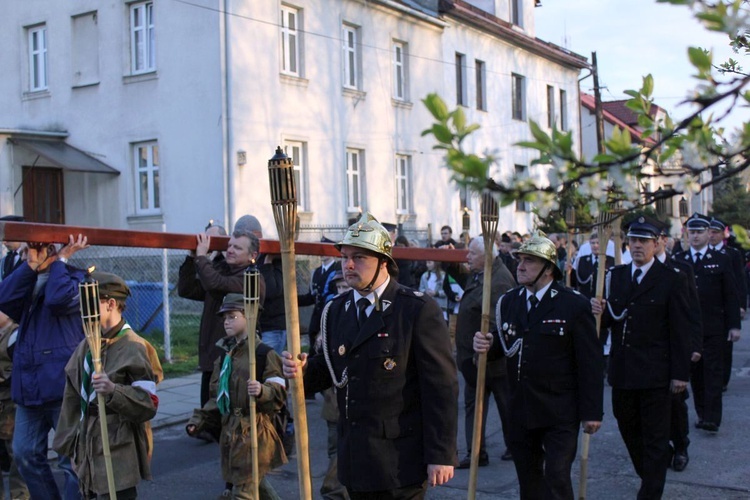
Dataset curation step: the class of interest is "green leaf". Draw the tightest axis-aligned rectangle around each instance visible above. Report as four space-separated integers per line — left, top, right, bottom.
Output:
422 94 449 121
688 47 712 73
642 74 654 97
431 124 454 144
452 107 466 131
529 121 552 146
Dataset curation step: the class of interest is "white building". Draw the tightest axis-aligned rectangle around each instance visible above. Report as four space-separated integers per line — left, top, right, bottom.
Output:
0 0 587 241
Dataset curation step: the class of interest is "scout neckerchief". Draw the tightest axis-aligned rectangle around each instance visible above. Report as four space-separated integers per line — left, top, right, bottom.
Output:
80 323 131 420
217 336 243 416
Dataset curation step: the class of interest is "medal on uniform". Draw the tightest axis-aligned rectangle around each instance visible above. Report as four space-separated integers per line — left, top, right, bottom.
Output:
383 358 396 370
338 344 346 356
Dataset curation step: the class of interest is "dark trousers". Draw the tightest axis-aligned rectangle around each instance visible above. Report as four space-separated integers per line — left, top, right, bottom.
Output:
669 389 690 453
722 339 733 387
347 482 426 500
463 374 510 454
691 334 725 425
507 422 579 500
612 387 671 500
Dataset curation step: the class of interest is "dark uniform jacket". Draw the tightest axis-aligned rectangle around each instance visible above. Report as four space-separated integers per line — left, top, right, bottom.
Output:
451 259 515 384
304 279 458 492
713 243 747 310
177 256 266 372
601 261 693 388
663 254 703 354
672 249 740 336
572 254 615 298
489 282 603 432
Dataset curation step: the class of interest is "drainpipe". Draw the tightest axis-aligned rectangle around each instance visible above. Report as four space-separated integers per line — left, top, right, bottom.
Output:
221 0 235 229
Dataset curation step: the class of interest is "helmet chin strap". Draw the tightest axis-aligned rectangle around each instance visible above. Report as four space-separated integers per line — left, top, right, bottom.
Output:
528 262 550 291
360 258 386 303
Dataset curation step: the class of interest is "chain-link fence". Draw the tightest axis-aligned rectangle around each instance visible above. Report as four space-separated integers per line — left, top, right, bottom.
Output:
67 246 320 367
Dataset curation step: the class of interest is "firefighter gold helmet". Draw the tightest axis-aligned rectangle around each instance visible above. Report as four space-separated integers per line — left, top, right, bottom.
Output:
514 231 562 280
336 212 396 267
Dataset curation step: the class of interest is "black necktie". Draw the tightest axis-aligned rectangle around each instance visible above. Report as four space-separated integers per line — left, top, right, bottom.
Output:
633 268 642 286
357 298 370 327
694 251 702 264
526 294 539 318
528 294 539 311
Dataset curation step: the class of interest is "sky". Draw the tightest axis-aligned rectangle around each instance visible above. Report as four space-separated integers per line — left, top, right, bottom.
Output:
534 0 748 133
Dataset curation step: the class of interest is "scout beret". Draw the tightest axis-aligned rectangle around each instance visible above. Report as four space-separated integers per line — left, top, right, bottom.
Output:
217 293 244 315
92 272 131 300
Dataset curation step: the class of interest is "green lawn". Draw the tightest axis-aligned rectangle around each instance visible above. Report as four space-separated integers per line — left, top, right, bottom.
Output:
147 314 200 379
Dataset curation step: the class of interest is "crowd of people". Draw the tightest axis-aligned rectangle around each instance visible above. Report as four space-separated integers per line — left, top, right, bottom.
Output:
0 210 746 499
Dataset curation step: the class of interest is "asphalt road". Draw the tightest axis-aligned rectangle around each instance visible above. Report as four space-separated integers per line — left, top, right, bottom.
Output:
45 325 750 499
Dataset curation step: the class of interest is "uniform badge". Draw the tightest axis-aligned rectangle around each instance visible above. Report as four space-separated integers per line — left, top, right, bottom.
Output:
413 291 424 297
383 358 397 370
502 322 509 331
338 345 346 356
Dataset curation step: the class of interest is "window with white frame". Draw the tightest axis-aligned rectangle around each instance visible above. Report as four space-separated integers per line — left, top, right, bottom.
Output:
130 2 155 74
476 59 486 111
559 89 568 131
512 73 526 121
456 53 466 106
283 141 307 210
134 142 160 214
395 155 412 214
28 25 48 91
547 85 555 128
393 41 407 101
280 5 301 76
515 164 530 212
346 149 364 212
342 23 360 90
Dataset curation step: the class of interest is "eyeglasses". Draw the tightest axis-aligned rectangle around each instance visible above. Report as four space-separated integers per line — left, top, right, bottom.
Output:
223 314 244 321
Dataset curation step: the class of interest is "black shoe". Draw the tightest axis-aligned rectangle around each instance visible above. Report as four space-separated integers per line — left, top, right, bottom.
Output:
457 453 489 469
501 449 513 461
667 445 675 469
695 420 705 430
722 385 728 393
701 422 719 433
672 451 689 472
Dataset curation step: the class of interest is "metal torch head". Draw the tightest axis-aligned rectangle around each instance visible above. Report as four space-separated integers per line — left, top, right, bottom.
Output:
268 146 297 206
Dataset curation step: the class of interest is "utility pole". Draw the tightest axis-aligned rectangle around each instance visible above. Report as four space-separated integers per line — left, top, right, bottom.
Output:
592 51 606 155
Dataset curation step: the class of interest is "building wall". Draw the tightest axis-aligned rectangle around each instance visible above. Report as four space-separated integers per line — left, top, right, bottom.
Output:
1 0 225 232
2 0 585 239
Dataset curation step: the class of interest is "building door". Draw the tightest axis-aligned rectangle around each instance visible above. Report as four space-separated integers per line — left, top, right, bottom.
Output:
22 167 65 224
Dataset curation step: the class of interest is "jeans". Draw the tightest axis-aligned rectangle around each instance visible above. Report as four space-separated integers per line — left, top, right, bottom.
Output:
13 402 80 500
261 330 287 354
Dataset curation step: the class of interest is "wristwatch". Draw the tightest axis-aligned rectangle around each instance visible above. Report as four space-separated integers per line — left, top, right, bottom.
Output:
58 256 68 264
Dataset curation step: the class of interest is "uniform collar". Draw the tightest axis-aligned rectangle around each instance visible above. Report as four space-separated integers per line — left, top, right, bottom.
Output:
526 280 553 303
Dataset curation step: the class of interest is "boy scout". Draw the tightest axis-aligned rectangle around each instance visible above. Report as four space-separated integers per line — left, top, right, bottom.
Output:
54 272 163 499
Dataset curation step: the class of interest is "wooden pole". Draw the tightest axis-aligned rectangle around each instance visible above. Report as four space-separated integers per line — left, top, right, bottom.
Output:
244 267 261 500
79 279 117 500
0 221 468 262
579 213 613 500
468 193 499 500
268 147 312 500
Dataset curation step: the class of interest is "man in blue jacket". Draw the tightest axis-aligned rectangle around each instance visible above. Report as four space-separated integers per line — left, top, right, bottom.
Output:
0 234 89 500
